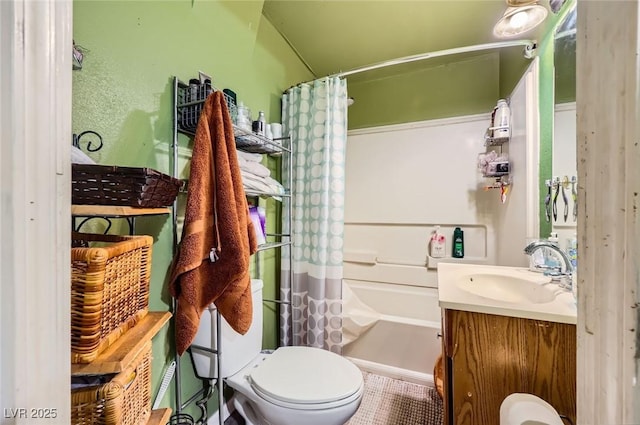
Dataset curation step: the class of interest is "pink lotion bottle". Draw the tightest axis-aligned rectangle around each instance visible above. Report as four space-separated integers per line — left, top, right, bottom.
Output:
430 226 446 258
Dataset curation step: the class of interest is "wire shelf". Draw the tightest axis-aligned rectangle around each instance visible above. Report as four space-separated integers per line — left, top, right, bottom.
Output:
176 81 237 135
484 127 510 147
175 79 289 155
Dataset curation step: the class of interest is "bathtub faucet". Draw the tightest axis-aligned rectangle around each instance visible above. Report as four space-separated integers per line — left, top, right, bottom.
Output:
523 240 573 291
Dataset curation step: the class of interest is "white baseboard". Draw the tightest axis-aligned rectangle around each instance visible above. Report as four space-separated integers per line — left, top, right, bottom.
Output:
346 356 433 387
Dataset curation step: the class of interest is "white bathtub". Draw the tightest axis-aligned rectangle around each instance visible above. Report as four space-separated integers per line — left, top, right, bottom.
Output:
342 280 442 386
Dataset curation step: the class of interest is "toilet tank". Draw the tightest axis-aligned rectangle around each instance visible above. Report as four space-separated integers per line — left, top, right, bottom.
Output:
191 279 264 379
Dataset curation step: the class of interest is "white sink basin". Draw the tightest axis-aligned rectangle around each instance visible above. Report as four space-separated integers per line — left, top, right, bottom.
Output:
437 263 577 324
456 273 559 304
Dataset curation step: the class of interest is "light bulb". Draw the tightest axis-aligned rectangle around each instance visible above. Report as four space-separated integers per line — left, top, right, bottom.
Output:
493 4 549 38
509 10 529 30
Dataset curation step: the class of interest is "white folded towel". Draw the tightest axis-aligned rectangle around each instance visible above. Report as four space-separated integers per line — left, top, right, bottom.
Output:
241 171 285 201
71 146 96 164
237 150 263 163
239 160 270 178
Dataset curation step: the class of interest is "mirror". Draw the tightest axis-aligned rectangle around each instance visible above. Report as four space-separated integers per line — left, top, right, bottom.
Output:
552 4 577 253
555 5 577 104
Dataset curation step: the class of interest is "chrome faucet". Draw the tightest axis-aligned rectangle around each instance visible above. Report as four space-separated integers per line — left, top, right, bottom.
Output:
524 240 574 290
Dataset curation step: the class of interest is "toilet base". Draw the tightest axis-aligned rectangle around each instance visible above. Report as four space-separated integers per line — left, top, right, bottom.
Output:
500 393 564 425
232 393 265 425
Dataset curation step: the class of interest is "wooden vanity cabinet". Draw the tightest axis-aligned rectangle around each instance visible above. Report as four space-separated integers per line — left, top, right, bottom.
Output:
442 309 576 425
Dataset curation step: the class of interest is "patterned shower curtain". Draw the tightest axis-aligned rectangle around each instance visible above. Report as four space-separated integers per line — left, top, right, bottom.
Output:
279 77 348 353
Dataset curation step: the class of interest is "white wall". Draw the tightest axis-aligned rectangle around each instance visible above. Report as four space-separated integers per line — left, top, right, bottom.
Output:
343 60 539 296
344 114 499 290
494 59 540 267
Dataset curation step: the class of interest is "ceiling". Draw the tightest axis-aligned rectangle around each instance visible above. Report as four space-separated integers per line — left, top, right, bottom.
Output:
262 0 559 83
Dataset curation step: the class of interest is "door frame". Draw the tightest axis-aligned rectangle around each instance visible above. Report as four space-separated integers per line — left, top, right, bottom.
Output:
0 0 72 422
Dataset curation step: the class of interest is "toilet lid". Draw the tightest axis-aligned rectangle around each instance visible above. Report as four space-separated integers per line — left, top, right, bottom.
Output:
249 346 363 405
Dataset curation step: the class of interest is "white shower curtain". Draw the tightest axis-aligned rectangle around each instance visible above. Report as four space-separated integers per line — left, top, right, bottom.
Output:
279 77 348 353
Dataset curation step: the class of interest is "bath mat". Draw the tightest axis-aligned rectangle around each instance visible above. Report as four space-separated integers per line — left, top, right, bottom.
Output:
345 372 443 425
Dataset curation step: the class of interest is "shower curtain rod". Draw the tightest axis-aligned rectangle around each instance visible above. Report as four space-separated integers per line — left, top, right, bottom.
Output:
297 39 536 85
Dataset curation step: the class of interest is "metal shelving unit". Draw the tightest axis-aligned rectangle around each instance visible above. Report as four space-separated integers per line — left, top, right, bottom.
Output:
170 76 293 425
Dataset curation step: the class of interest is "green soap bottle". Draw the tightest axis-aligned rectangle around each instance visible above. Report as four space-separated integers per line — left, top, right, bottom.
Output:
452 227 464 258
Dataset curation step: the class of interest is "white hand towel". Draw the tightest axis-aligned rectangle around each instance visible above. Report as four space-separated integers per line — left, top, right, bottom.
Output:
237 150 263 163
239 160 270 178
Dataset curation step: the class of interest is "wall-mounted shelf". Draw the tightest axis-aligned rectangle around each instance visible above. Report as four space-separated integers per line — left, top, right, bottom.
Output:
234 126 290 155
484 126 510 147
71 311 172 376
147 408 173 425
71 205 171 234
483 175 512 188
71 205 171 217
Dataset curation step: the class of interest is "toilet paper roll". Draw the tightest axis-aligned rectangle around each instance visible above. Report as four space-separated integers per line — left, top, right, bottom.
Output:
270 123 283 140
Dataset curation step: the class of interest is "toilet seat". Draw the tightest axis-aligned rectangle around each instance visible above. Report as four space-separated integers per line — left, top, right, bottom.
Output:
248 346 363 410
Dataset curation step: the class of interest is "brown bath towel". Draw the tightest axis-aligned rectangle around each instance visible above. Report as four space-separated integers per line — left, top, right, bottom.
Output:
169 91 257 355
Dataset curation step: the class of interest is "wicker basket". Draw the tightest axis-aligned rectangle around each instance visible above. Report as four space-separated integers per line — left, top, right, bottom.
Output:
72 164 182 208
71 232 152 363
71 342 152 425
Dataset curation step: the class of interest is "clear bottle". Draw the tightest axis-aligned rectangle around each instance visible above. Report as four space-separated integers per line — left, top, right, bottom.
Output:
236 102 251 131
253 111 266 136
493 99 511 139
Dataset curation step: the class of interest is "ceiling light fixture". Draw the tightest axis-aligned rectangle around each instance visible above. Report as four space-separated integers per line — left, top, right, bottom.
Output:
493 2 549 38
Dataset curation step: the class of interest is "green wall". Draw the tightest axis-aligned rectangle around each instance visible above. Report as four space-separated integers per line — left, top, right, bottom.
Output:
555 33 577 104
347 52 502 129
499 48 533 98
347 6 575 240
72 0 312 419
346 47 536 131
538 31 555 239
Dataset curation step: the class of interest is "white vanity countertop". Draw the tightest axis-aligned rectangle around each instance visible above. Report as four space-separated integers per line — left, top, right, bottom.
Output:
437 262 577 325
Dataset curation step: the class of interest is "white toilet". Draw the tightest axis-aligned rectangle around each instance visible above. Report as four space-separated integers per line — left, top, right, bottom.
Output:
500 393 565 425
191 279 364 425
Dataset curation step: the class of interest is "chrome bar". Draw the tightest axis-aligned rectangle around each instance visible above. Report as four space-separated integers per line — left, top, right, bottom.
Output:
332 40 536 80
172 76 182 415
257 241 292 252
216 309 224 425
263 298 292 305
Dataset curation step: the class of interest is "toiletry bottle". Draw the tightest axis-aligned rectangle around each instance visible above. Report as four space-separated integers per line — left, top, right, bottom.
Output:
566 233 577 269
253 111 266 136
452 227 464 258
188 78 200 103
430 226 446 258
237 102 251 130
493 99 511 139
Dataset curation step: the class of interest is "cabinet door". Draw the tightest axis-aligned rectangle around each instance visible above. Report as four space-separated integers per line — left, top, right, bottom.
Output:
444 309 576 425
